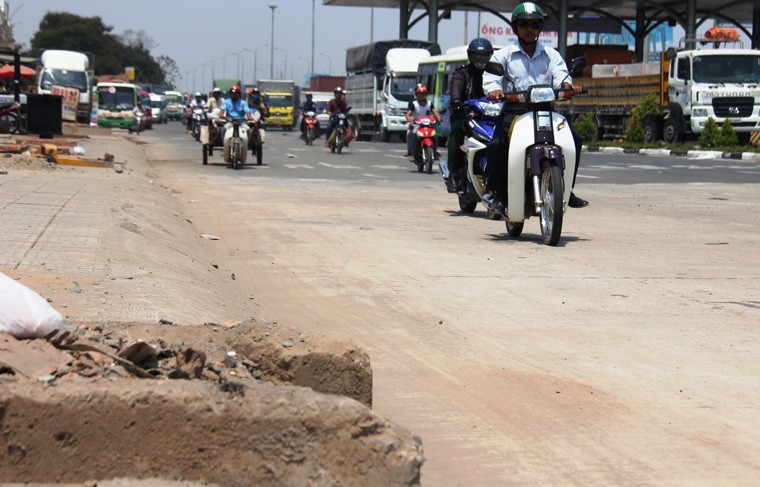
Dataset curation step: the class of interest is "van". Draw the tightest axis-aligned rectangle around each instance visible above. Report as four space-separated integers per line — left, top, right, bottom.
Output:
96 82 138 129
308 91 333 130
149 93 167 124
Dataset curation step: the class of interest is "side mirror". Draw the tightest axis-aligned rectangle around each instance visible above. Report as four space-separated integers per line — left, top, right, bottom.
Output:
485 61 505 76
665 47 677 61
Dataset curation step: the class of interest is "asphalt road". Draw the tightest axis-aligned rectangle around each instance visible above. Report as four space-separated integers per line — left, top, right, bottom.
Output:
139 121 760 485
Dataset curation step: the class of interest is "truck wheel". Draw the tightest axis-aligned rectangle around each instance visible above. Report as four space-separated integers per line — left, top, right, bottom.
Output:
643 118 661 143
381 128 391 142
663 116 683 144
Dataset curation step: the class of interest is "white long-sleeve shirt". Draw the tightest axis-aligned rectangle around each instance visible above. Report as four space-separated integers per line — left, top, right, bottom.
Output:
483 41 570 94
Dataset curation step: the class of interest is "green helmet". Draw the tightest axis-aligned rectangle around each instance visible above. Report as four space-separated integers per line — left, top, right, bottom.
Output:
511 2 544 23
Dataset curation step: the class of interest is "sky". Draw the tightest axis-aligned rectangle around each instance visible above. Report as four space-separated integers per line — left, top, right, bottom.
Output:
8 0 490 92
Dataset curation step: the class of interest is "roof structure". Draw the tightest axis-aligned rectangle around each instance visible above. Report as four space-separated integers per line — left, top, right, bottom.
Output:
324 0 760 59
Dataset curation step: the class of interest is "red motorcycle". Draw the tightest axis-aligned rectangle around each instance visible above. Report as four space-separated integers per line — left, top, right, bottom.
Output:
303 110 319 145
411 115 437 174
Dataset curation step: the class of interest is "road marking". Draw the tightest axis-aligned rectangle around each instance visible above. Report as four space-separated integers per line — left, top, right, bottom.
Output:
363 173 383 178
283 164 314 169
372 164 408 170
318 162 360 169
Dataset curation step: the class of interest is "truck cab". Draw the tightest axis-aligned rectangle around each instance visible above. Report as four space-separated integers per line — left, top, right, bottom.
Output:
665 46 760 142
36 50 92 123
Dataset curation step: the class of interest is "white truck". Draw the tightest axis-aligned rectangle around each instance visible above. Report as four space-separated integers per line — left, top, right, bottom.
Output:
345 40 440 142
36 49 92 123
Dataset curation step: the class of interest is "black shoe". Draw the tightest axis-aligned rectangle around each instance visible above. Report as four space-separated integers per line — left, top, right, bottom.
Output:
568 192 589 208
446 177 458 193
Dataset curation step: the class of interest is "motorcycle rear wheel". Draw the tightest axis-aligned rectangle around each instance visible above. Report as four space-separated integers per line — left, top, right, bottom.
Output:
202 144 208 165
424 147 433 174
256 145 263 165
539 163 564 246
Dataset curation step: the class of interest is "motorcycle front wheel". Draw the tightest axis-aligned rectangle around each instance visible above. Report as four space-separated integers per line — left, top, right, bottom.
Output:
506 221 524 237
539 163 564 246
307 128 314 146
256 144 263 165
337 133 344 154
232 141 241 170
458 194 477 213
202 144 208 165
424 147 433 174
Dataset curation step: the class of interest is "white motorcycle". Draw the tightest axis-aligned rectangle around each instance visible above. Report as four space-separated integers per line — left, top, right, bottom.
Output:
466 60 583 246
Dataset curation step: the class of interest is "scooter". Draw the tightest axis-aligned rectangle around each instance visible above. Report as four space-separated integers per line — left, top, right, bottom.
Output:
410 115 438 174
191 106 206 141
0 101 26 134
223 114 259 170
129 111 146 134
466 60 583 246
303 111 319 145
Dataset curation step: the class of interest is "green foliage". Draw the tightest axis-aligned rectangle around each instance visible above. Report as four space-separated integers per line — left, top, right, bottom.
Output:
25 12 173 85
626 94 660 144
699 118 720 147
573 113 597 143
717 118 739 147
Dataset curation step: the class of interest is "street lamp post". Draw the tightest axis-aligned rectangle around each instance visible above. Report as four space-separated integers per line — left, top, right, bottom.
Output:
297 56 310 85
253 44 268 84
318 52 332 74
273 46 287 79
269 5 277 78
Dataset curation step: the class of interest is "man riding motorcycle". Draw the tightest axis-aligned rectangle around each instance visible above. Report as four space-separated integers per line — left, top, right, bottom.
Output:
219 85 258 142
300 92 319 140
187 91 205 132
324 87 349 147
446 37 492 193
247 87 269 119
483 1 588 214
404 85 442 163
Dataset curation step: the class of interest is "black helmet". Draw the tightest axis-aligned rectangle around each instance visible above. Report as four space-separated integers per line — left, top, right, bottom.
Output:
467 38 493 69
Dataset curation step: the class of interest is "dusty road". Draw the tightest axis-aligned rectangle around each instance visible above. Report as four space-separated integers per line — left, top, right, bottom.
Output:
5 125 760 485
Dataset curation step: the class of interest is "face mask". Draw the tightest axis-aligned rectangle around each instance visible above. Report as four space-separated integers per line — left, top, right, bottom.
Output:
474 61 487 70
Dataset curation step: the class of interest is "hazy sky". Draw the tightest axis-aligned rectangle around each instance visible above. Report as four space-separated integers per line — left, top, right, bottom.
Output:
9 0 489 92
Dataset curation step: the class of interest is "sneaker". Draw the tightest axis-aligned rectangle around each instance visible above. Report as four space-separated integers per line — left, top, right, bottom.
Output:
403 150 409 157
483 192 505 218
568 192 589 208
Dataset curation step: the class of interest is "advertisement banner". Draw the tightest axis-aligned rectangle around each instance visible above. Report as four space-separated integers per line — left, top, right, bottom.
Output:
52 85 79 122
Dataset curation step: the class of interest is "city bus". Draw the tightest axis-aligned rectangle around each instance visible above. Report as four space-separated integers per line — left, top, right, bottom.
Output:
95 82 139 129
415 48 468 139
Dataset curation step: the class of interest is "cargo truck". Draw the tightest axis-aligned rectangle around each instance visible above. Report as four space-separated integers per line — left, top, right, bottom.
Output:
345 40 441 142
36 49 93 123
257 79 298 130
561 39 760 143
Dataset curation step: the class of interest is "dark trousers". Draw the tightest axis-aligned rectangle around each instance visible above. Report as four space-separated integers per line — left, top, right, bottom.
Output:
447 118 466 176
485 111 582 195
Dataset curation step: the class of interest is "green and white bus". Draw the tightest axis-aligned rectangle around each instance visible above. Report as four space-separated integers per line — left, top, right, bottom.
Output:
415 49 468 139
95 82 139 129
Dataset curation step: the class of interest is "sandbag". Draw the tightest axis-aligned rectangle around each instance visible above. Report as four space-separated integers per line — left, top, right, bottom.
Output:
0 272 64 339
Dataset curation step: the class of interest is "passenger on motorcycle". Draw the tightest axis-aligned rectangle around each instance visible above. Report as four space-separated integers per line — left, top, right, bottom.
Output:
404 85 442 163
206 87 225 122
219 85 258 140
324 87 349 147
247 88 269 118
483 2 587 213
300 92 318 140
446 37 492 193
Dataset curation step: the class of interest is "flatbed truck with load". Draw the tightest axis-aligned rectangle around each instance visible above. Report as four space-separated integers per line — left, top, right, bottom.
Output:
561 38 760 144
345 40 441 142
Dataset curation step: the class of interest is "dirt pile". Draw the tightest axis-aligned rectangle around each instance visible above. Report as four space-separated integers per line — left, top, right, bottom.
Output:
0 321 421 484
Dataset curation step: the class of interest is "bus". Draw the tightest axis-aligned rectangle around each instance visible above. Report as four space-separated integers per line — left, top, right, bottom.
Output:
96 82 139 129
415 48 468 139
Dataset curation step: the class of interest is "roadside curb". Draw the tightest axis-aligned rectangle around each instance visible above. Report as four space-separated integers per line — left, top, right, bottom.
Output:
584 145 760 162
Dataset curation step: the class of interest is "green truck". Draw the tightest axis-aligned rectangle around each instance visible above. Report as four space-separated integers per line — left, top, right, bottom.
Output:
212 79 242 94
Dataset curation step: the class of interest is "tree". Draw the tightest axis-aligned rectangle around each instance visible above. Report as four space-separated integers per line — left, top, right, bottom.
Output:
26 12 176 86
157 55 181 90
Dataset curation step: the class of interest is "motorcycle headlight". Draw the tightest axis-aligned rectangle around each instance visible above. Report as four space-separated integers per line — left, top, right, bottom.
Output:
478 101 503 117
529 87 556 103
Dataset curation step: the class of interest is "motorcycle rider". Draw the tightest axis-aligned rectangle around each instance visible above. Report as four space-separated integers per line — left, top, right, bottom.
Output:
247 87 269 119
187 91 205 132
129 99 146 133
219 85 258 142
299 92 319 140
404 85 442 163
324 87 349 147
483 2 588 215
446 37 493 193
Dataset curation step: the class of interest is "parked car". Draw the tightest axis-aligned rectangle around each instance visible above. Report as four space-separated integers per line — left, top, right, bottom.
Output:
149 93 168 124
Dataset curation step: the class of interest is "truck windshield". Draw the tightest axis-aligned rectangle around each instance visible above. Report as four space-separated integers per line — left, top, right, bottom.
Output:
264 94 292 107
40 68 88 92
390 75 417 102
692 55 760 83
98 87 135 111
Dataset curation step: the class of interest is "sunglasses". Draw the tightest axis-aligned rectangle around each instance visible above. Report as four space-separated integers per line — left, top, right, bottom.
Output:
516 20 542 29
